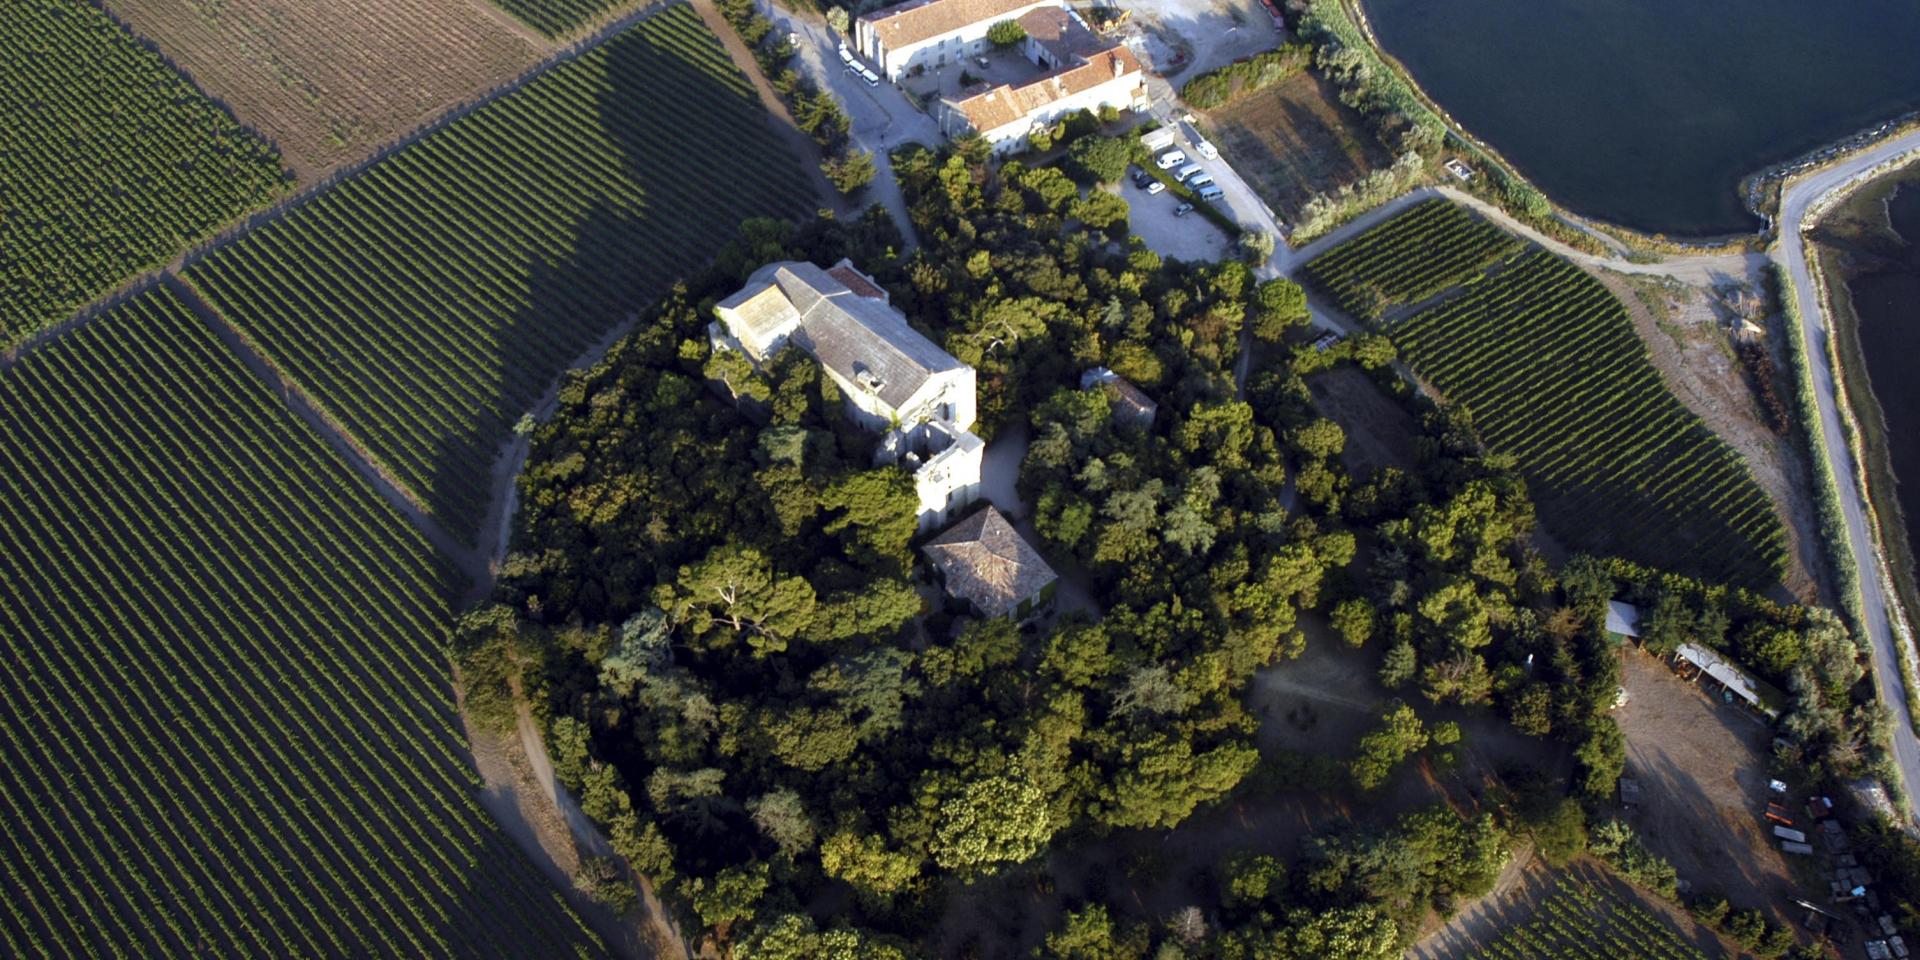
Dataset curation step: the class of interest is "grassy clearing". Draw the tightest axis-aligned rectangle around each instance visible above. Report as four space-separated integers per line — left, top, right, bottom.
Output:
0 0 287 347
185 3 815 540
0 286 603 958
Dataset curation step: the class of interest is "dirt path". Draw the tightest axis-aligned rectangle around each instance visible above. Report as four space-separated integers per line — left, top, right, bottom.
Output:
167 274 490 588
692 0 848 217
506 676 693 959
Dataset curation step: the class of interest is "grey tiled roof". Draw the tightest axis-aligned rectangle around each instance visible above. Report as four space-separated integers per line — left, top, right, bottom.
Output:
924 506 1056 617
746 261 961 410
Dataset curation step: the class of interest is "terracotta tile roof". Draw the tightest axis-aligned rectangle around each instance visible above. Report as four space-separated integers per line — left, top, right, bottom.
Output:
826 262 889 301
951 46 1142 134
923 506 1057 618
860 0 1047 51
1016 6 1104 62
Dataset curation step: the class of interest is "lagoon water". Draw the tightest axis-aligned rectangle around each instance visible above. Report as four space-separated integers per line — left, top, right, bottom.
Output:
1361 0 1920 237
1850 183 1920 566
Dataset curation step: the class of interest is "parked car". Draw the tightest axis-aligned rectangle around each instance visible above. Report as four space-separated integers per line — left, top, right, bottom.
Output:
859 66 880 86
1173 202 1194 217
1179 118 1219 160
1186 173 1215 190
1146 181 1165 195
1130 167 1152 188
1155 150 1187 170
838 44 855 66
1173 162 1203 183
1195 184 1224 202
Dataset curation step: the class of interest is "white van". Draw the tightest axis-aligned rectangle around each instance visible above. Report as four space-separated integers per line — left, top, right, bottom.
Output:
1173 163 1203 183
838 43 855 66
1186 173 1216 190
1155 150 1187 170
859 66 880 86
1196 184 1225 202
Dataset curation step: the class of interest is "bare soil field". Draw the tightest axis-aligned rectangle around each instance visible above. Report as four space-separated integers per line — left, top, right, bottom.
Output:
1615 648 1805 924
1306 365 1418 477
1596 268 1827 604
105 0 549 181
1200 70 1393 225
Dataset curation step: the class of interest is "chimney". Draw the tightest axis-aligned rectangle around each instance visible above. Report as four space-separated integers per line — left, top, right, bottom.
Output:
1112 53 1123 77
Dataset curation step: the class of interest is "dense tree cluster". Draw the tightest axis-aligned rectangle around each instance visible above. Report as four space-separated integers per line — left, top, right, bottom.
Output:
469 141 1882 957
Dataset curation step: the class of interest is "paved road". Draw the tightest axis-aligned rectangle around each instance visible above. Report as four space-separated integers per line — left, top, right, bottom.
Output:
1774 129 1920 825
771 3 939 247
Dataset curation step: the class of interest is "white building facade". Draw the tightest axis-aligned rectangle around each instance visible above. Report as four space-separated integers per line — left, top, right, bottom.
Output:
712 260 984 532
934 8 1147 156
854 0 1060 81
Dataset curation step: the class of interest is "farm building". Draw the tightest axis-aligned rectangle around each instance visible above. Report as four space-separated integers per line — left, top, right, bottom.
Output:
1605 599 1642 639
928 6 1146 155
1672 642 1787 719
713 260 984 532
923 505 1058 620
854 0 1061 81
1080 367 1156 429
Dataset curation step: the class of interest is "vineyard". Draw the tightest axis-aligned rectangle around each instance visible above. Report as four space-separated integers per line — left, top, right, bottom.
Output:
490 0 632 37
185 2 816 539
103 0 543 180
0 0 287 349
0 286 605 958
1470 878 1710 960
1310 204 1790 586
1301 198 1523 320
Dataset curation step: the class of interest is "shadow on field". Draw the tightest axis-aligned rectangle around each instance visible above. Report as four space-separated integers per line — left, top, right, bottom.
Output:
426 9 815 551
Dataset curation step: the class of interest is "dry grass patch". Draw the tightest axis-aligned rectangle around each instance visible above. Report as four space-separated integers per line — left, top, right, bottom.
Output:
104 0 551 181
1200 69 1391 226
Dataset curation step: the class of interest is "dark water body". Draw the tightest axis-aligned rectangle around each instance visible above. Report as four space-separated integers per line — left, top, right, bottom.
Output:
1851 183 1920 572
1361 0 1920 237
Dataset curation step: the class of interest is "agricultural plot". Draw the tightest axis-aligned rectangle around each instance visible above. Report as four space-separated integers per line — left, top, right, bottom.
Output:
0 287 604 958
103 0 543 182
1301 198 1523 320
186 3 816 540
1469 878 1710 960
490 0 631 37
1393 248 1790 586
0 0 287 349
1305 201 1790 586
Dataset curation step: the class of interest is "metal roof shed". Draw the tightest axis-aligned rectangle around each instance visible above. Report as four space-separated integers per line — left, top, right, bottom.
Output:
1674 642 1786 719
1605 599 1642 638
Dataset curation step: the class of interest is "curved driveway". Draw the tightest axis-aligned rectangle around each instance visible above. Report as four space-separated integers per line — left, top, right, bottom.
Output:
1774 130 1920 824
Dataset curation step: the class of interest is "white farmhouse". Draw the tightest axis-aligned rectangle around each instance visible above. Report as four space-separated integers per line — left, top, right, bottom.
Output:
712 259 984 532
854 0 1061 81
935 7 1147 156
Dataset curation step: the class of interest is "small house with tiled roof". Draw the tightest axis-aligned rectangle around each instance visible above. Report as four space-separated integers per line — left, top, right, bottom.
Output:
1079 367 1156 430
923 506 1058 620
